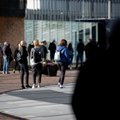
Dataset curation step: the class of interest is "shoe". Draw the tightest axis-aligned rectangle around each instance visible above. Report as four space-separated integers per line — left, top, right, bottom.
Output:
58 82 61 86
21 86 25 89
2 71 5 74
38 83 41 88
26 85 31 88
60 84 63 88
13 69 15 73
32 84 36 89
5 72 10 74
70 66 72 70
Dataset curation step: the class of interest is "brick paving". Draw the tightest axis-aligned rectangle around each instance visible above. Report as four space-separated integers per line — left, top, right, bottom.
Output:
0 69 79 120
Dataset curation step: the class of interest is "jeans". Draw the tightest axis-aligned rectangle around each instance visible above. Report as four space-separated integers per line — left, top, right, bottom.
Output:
19 63 29 86
3 56 9 74
58 62 68 85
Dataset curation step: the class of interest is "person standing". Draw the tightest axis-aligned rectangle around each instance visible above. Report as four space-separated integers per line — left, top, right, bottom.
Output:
13 43 20 73
2 42 12 74
30 40 42 88
85 38 98 60
0 43 3 71
56 39 70 88
75 39 85 69
68 43 74 69
18 41 31 89
48 40 56 61
40 41 48 61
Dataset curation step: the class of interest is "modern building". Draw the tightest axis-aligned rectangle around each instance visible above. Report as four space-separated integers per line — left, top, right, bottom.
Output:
25 0 120 43
24 0 120 60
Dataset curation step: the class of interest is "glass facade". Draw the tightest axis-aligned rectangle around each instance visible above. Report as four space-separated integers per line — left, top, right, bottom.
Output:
24 0 120 61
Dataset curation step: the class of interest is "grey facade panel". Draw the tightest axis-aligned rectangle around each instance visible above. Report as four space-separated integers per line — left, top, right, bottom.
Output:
25 0 120 20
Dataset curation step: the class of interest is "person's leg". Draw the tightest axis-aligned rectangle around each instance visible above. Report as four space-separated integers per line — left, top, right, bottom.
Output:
38 63 42 87
58 63 61 84
51 52 55 60
60 64 67 85
76 54 79 68
32 65 37 88
6 58 9 74
13 60 17 73
3 56 6 74
80 53 83 66
19 64 25 89
25 64 30 88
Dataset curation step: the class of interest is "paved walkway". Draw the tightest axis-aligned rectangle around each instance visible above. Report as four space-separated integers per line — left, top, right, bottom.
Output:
0 70 78 120
0 83 76 120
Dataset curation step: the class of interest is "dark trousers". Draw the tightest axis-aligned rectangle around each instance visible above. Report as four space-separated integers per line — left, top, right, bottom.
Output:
50 51 55 60
58 62 68 85
76 53 83 68
19 63 29 86
32 63 42 84
14 60 20 71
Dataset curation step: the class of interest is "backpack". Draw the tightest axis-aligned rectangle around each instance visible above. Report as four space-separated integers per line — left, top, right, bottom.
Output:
16 52 22 63
31 47 42 65
54 51 61 61
54 48 64 61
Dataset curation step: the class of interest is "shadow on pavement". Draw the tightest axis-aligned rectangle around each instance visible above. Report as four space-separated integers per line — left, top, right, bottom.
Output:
6 90 72 105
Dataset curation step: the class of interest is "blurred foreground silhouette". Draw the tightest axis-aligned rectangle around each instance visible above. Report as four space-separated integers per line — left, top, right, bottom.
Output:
72 18 120 120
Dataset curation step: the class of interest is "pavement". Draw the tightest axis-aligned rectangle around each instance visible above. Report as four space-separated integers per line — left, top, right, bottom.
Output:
0 69 79 120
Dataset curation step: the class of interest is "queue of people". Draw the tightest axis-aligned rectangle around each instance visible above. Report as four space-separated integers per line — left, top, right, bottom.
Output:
0 37 99 90
0 39 73 89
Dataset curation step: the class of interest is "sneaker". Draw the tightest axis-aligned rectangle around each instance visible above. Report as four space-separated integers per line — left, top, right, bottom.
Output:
38 83 41 88
58 82 61 86
13 69 15 73
26 85 31 88
2 71 5 74
32 84 36 89
60 84 63 88
5 72 10 74
70 66 72 70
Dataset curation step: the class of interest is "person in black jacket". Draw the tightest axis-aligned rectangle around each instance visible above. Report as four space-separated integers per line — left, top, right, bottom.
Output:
2 42 12 74
40 41 48 61
75 39 85 69
48 40 56 61
18 41 31 89
13 43 20 73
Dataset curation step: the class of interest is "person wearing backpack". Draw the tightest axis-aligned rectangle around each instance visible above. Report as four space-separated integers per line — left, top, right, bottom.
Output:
56 39 70 88
30 40 42 88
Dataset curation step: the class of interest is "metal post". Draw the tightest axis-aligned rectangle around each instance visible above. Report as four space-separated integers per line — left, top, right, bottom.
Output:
108 0 111 19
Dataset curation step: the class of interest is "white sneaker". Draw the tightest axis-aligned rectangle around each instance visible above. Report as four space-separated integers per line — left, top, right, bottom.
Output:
38 83 41 88
58 82 61 86
32 84 36 89
60 84 63 88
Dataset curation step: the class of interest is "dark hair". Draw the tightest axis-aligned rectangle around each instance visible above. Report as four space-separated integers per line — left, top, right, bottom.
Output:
68 43 72 49
59 39 67 46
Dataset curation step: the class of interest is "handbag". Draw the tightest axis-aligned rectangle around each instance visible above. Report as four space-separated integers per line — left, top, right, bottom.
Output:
16 52 22 62
54 51 61 61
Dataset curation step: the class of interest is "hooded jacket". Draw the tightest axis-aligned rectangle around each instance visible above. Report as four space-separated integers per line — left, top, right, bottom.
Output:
56 45 70 65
